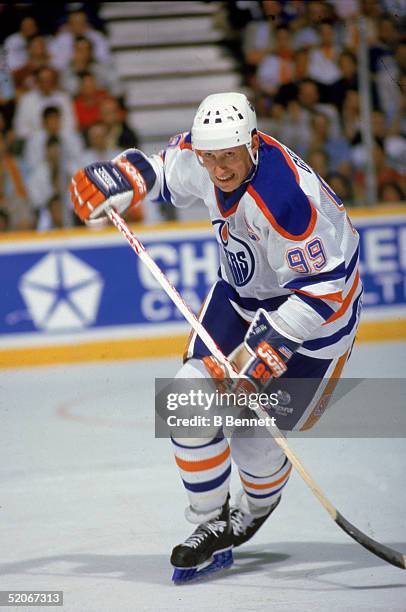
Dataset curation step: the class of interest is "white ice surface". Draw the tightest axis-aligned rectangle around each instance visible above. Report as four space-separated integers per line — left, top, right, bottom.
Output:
0 341 405 612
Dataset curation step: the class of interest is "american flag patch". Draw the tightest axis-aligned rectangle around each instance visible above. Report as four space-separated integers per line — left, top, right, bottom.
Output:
279 344 293 360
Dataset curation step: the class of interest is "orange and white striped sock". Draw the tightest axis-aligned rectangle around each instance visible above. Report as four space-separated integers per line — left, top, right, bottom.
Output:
239 457 292 509
171 435 231 517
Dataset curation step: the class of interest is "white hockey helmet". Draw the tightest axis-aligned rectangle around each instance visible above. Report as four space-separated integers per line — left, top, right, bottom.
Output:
191 92 258 165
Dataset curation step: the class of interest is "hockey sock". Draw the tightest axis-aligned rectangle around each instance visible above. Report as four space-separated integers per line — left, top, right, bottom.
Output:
171 435 232 517
238 457 292 510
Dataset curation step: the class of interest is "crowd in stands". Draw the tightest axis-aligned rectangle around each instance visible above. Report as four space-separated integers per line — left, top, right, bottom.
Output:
0 1 405 234
225 0 406 205
0 3 141 232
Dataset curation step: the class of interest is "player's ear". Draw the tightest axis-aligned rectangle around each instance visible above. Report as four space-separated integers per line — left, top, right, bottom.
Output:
251 132 260 155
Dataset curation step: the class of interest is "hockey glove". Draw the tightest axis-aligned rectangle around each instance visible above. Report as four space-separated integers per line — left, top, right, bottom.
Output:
202 353 257 396
69 152 148 224
239 309 302 391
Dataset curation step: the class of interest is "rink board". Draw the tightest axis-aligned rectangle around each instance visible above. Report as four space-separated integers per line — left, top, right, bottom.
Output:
0 209 405 367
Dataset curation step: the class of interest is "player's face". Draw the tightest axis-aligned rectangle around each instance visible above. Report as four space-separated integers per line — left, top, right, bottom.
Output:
198 139 257 192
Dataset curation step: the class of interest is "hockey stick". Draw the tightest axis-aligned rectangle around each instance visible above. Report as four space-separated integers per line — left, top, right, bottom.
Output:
106 206 406 570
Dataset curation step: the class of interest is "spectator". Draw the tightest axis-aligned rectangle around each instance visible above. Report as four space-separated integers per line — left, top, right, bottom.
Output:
50 8 111 70
14 66 76 142
24 105 83 175
385 131 406 175
341 0 381 51
353 140 406 203
298 79 341 132
289 1 324 50
376 39 406 124
378 181 405 204
12 35 52 95
341 89 361 143
256 25 295 99
389 73 406 138
4 16 39 71
256 102 286 141
0 130 33 230
285 79 340 155
257 52 294 99
242 1 287 68
308 148 329 177
326 171 355 206
328 49 379 111
309 111 351 173
277 99 312 155
308 20 342 86
369 14 400 74
272 24 295 60
81 121 120 166
273 47 310 106
27 135 72 226
36 193 65 231
350 110 392 168
73 71 109 131
0 208 10 232
0 47 16 129
61 36 122 97
100 97 139 149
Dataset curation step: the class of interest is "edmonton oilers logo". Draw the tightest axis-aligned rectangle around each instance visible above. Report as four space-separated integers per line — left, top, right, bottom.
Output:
214 220 255 287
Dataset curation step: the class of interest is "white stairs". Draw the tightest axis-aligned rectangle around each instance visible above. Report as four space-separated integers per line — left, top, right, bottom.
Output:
100 1 244 155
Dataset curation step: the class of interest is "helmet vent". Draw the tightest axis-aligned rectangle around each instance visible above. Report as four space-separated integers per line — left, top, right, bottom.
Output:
191 92 257 164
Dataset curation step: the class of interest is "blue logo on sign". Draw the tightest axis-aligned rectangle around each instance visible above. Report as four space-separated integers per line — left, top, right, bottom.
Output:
19 250 103 331
214 220 255 287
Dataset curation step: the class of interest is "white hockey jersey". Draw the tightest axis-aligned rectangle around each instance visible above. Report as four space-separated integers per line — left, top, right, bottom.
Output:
131 131 362 360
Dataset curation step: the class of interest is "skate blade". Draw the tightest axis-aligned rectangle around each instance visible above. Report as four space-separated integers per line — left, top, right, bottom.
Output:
172 547 233 584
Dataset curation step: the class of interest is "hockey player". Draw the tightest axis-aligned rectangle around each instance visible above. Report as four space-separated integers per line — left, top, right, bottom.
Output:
70 92 362 582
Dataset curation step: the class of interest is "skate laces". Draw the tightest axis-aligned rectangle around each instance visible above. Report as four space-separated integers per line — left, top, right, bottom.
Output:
183 520 228 549
230 507 253 536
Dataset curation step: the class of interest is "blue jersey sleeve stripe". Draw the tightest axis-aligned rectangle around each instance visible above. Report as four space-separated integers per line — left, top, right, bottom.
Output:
295 293 336 321
220 279 289 312
346 246 359 281
303 292 362 350
283 261 346 291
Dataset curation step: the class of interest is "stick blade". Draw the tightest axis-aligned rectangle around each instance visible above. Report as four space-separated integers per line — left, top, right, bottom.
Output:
335 511 406 569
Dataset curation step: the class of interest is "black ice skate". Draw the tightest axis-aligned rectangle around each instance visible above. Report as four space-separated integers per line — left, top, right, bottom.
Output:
171 497 233 583
230 491 281 548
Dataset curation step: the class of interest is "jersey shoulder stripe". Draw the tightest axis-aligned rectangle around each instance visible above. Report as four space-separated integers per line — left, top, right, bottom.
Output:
180 131 192 150
166 131 192 151
249 133 317 240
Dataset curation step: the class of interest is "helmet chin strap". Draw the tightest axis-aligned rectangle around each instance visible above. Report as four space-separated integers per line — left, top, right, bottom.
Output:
247 143 259 167
241 142 259 185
